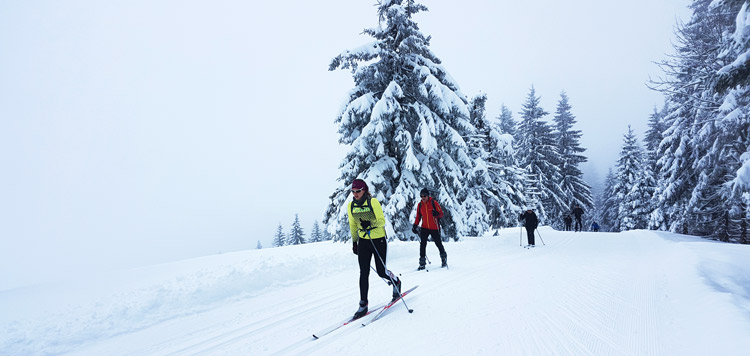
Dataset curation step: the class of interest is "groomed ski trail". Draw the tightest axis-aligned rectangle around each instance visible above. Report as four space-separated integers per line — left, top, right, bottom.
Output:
60 228 750 356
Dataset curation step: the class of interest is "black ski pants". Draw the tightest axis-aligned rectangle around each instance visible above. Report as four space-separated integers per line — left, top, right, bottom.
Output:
419 227 447 259
357 237 395 302
574 218 582 232
525 227 535 245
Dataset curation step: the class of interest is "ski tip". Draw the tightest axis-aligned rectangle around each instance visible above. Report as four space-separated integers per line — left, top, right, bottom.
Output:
312 335 319 340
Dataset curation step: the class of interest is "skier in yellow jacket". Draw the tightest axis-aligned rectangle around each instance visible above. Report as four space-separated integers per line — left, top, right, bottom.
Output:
348 179 402 319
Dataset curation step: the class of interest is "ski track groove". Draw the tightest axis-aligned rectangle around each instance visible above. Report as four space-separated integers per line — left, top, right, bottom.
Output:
518 232 666 356
128 283 352 356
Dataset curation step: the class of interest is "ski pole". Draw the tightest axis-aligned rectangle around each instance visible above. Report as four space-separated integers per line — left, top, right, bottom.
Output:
535 228 546 245
367 238 414 313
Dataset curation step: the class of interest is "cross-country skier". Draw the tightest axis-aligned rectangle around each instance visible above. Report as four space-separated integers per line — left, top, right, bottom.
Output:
572 204 584 232
412 188 448 269
519 208 538 247
348 179 402 319
563 215 573 231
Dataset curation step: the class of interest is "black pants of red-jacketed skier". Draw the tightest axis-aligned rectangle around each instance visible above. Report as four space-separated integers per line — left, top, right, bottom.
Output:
357 237 396 302
419 228 447 258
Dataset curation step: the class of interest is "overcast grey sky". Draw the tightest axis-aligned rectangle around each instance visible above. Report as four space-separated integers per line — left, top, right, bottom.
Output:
0 0 690 289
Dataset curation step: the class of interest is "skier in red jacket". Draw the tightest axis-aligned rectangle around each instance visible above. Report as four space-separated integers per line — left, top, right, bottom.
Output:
413 188 448 269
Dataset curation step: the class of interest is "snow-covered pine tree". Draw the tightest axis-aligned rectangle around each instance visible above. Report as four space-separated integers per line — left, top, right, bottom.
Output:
712 0 750 93
309 220 323 243
644 104 667 164
272 224 285 247
643 104 667 230
601 169 619 232
324 0 477 241
468 96 525 229
256 240 263 249
496 104 516 138
515 86 565 224
652 0 742 237
613 127 650 230
711 0 750 243
287 214 306 245
552 91 593 221
463 93 491 236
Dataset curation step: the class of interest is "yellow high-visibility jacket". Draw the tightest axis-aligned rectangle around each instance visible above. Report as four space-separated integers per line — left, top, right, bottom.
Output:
348 197 386 242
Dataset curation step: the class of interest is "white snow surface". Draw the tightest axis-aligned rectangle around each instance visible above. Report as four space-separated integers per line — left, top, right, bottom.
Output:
2 228 750 356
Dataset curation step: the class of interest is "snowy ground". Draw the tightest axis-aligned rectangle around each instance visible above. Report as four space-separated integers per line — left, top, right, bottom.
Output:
2 227 750 355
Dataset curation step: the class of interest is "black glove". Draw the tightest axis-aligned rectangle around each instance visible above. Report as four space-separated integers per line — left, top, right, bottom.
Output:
412 224 419 234
360 219 371 230
432 210 439 217
352 240 358 255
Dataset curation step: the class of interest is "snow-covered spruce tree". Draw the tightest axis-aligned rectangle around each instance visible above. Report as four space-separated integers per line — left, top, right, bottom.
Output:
515 86 565 225
324 0 477 242
713 0 750 243
713 0 750 93
272 223 285 247
469 96 526 228
552 91 593 218
600 169 619 232
287 214 306 245
613 127 651 231
309 221 323 243
642 105 667 230
496 104 516 138
256 240 263 249
651 0 741 236
463 93 491 236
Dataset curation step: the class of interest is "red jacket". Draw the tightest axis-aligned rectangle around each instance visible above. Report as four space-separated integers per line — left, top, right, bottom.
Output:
414 197 443 230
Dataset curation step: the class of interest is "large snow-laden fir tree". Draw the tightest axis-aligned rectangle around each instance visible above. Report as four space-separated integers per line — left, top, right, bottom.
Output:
323 0 478 242
515 86 565 225
552 92 593 218
600 169 619 232
613 127 652 231
713 0 750 242
464 94 526 232
652 0 747 239
463 94 492 236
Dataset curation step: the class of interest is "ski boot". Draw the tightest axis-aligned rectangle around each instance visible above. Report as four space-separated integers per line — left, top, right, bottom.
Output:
391 277 402 301
353 300 368 319
417 256 426 271
440 253 448 268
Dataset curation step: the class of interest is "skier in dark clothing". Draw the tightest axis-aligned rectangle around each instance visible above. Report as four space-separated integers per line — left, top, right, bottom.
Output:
572 204 584 232
563 215 573 231
413 188 448 269
519 209 538 247
348 179 402 319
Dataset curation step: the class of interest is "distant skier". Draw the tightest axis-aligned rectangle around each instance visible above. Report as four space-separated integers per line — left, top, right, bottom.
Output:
591 221 600 232
348 179 402 319
563 215 573 231
519 208 538 247
572 204 584 232
413 188 448 269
